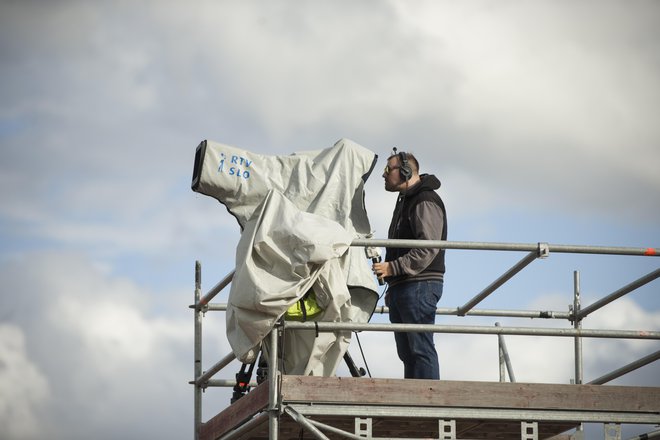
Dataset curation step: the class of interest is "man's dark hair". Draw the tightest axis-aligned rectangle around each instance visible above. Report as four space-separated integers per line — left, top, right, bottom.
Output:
388 151 419 174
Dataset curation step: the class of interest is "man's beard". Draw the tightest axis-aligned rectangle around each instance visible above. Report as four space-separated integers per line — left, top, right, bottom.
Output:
384 180 398 192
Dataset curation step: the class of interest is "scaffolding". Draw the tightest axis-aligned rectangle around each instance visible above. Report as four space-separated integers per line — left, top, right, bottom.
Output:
190 239 660 440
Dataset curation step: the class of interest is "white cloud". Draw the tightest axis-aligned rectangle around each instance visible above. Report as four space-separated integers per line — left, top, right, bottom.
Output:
0 252 232 439
404 2 660 217
0 324 50 440
518 293 660 385
2 0 659 266
0 2 659 438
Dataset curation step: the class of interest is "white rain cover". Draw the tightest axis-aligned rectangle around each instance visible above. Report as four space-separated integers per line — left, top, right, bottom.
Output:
192 138 379 375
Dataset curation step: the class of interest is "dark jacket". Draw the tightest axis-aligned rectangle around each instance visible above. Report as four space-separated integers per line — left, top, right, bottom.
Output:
384 174 447 285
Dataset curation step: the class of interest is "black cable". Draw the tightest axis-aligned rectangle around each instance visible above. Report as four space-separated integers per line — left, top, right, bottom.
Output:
354 332 372 378
379 283 389 302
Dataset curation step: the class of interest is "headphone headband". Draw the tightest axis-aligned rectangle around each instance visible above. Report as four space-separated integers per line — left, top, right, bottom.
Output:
393 147 412 181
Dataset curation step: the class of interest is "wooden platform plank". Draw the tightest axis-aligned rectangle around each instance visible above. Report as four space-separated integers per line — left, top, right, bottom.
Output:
280 376 660 413
200 380 269 440
200 376 660 440
201 414 579 440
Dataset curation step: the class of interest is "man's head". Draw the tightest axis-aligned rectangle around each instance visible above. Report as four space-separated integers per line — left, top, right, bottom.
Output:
383 150 419 192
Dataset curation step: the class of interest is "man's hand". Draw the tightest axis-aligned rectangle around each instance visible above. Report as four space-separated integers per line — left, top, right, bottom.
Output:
372 261 392 279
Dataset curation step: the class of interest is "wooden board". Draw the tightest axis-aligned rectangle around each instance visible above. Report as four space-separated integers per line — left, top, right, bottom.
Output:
280 376 660 413
200 377 660 440
200 380 269 440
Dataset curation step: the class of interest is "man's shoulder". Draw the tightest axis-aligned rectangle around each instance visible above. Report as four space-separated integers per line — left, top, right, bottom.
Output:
413 188 443 203
411 190 446 218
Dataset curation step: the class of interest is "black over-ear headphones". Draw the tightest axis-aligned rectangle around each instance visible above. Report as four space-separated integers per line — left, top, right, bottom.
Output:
394 147 412 181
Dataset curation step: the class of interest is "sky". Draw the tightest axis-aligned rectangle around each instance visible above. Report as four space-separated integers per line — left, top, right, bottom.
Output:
0 1 659 439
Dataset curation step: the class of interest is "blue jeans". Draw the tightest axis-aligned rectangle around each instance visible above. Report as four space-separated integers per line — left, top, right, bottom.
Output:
388 280 443 379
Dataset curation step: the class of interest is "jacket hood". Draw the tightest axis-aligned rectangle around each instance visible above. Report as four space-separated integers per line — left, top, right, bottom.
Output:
404 173 441 196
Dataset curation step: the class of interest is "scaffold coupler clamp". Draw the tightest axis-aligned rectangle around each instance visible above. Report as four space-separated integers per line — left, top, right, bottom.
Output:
537 242 550 258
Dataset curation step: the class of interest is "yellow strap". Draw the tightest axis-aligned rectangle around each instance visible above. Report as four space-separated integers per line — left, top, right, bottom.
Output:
285 291 323 321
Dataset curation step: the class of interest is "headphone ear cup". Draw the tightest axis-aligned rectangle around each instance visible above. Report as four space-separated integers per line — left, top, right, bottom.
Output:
400 165 412 181
399 151 412 181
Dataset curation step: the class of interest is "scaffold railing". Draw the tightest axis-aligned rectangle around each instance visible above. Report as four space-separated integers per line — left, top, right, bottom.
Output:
190 239 660 440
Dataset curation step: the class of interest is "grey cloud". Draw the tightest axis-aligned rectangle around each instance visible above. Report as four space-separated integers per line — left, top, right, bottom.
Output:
0 324 50 440
0 252 232 439
3 1 659 244
0 3 658 437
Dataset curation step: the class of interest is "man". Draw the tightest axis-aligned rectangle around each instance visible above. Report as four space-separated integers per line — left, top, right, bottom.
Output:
372 149 447 379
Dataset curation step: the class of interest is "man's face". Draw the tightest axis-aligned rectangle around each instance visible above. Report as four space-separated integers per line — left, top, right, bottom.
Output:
383 156 403 192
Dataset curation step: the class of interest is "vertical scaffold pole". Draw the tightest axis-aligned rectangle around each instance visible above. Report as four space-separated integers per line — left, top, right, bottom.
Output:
498 332 506 383
573 270 584 437
573 270 583 384
496 322 516 382
269 324 280 440
194 261 202 440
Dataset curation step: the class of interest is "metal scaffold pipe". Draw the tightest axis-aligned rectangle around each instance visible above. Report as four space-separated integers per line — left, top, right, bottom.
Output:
351 239 659 257
496 322 516 383
576 268 660 320
197 269 235 309
191 238 660 439
282 321 660 340
206 304 573 319
268 327 280 440
573 270 583 387
284 406 331 440
193 261 202 440
193 352 236 388
627 428 660 440
457 249 543 316
588 350 660 385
